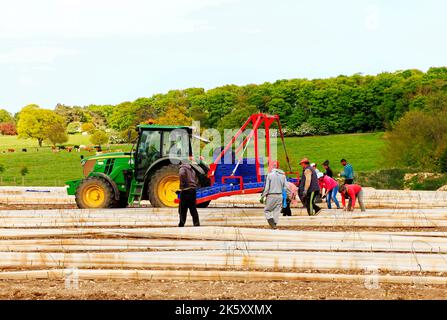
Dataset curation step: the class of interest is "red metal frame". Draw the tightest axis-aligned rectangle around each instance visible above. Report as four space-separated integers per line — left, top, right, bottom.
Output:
221 176 244 189
209 113 293 184
176 113 299 204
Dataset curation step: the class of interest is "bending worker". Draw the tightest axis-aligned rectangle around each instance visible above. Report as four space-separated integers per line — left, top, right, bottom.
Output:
282 181 298 216
339 183 366 212
299 158 322 216
318 172 341 209
260 161 286 229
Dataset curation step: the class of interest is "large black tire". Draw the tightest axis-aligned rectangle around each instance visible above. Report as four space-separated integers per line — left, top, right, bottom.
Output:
196 169 211 208
75 177 115 209
147 165 180 208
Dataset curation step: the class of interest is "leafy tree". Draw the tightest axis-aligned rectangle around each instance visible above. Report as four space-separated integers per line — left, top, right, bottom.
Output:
157 106 193 126
17 105 66 147
0 109 13 123
384 106 447 171
81 122 95 133
67 122 81 134
85 104 115 127
45 123 69 146
0 122 17 135
218 105 258 131
90 130 109 146
55 104 89 124
109 102 139 131
119 129 139 143
133 98 160 124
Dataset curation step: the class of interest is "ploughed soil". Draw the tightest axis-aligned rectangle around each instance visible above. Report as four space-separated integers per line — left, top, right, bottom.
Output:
0 279 446 300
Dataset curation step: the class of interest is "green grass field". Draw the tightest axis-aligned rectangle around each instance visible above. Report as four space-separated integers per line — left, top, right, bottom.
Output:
0 135 131 186
277 132 385 174
0 133 385 186
0 134 92 149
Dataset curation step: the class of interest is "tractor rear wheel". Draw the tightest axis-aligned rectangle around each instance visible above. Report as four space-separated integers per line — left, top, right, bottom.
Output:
75 177 115 209
148 165 180 208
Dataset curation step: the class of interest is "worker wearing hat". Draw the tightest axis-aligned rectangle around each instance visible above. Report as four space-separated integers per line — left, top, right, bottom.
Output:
298 158 322 216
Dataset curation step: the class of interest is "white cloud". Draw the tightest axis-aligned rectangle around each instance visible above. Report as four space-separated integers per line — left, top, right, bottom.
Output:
0 0 235 38
0 47 78 64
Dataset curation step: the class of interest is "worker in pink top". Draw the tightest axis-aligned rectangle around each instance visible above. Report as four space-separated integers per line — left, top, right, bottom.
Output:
317 172 340 209
281 181 298 216
339 184 366 212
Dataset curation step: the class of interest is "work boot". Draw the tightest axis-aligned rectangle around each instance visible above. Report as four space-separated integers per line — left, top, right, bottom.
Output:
267 218 276 229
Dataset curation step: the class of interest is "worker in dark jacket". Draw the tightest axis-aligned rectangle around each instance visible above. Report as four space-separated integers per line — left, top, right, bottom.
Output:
322 160 333 178
299 158 322 216
178 161 200 227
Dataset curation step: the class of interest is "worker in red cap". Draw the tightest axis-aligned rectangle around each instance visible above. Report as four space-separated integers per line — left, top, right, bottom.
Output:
298 158 322 216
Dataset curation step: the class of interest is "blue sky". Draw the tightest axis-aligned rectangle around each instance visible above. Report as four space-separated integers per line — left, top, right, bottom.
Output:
1 0 446 113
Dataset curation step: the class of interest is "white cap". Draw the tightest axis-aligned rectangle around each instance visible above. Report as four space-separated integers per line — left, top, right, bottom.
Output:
317 172 324 179
311 163 316 167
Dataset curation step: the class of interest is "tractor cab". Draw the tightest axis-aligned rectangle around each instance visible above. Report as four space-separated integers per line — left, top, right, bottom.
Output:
127 124 210 208
133 125 193 181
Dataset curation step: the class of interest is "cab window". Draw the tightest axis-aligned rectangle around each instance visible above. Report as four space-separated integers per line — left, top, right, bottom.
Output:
137 130 161 169
162 129 190 158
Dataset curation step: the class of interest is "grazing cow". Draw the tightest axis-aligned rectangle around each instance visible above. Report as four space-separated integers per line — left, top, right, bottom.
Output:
22 148 27 152
58 146 66 151
7 148 15 153
66 147 73 152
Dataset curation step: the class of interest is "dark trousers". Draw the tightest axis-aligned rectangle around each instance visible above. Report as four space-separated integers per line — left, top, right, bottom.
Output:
178 189 200 227
304 191 321 216
281 199 292 216
344 179 354 185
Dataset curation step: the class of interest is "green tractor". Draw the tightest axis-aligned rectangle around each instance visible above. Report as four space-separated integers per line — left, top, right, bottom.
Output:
66 125 211 209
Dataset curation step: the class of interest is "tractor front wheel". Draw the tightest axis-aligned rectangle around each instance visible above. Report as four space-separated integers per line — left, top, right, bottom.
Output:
75 177 115 209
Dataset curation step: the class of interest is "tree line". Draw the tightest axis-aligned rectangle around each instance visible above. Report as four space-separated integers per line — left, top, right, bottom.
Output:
0 66 446 171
